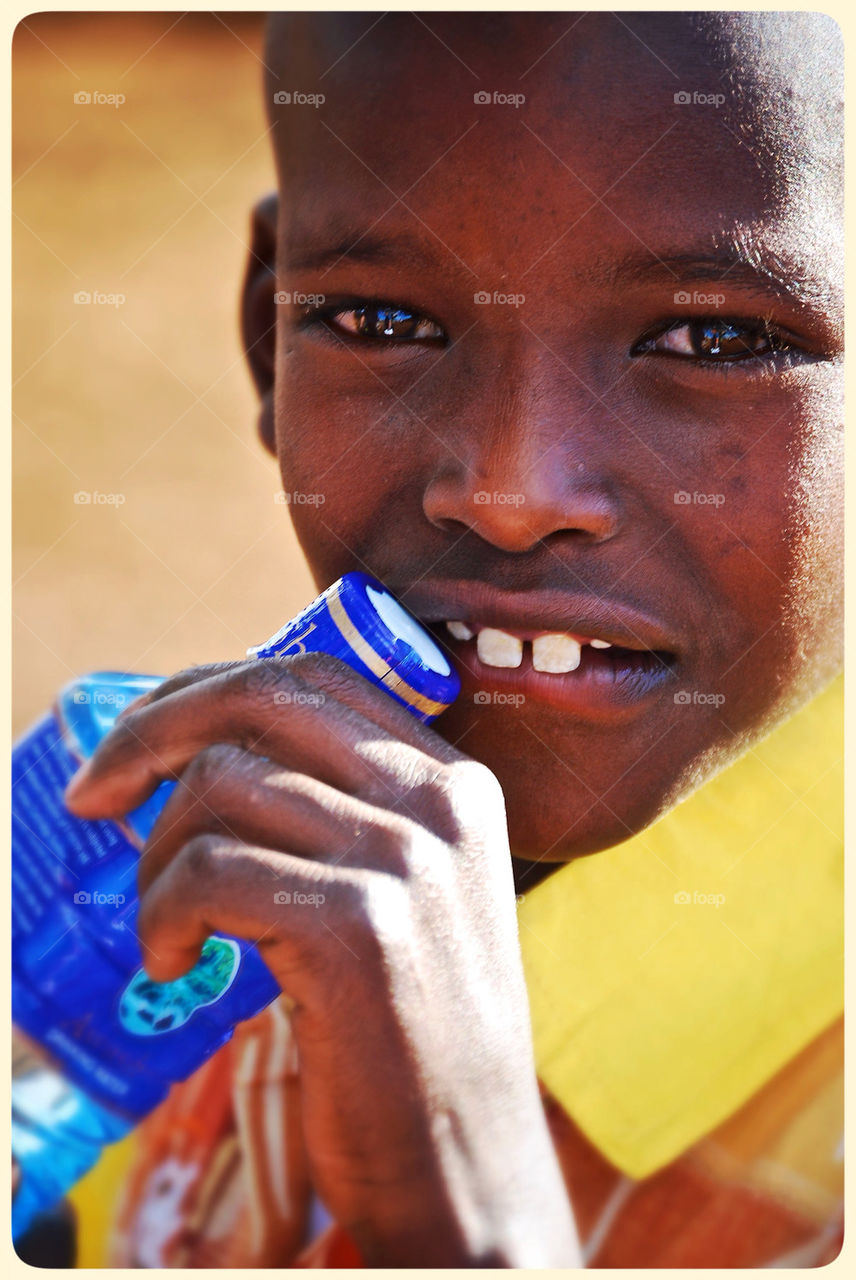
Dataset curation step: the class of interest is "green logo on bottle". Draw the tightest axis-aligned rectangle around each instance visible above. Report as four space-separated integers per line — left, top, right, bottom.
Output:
118 937 240 1036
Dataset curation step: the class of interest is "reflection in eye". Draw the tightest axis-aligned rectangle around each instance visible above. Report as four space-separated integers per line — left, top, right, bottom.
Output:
636 319 789 362
306 302 445 342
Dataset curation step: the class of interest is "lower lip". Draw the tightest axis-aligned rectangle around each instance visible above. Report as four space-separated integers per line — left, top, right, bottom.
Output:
444 637 678 720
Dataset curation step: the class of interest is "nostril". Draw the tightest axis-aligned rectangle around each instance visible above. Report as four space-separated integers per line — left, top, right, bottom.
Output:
430 516 470 538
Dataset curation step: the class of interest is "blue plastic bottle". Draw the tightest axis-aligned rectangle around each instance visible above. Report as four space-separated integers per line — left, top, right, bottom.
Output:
11 573 459 1239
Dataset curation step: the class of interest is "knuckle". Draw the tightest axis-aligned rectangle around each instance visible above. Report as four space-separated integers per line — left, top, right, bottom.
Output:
419 759 504 841
182 742 236 798
286 650 346 679
285 651 355 700
103 711 147 761
369 815 420 873
233 658 283 700
224 658 301 722
180 832 221 882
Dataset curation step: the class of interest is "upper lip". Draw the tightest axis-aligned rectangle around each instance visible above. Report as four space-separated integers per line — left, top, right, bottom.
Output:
398 579 681 654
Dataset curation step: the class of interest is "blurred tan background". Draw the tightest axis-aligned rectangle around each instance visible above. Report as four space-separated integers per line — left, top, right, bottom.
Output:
13 11 315 735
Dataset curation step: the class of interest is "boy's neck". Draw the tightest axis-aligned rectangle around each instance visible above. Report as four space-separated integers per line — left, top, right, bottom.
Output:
512 856 558 896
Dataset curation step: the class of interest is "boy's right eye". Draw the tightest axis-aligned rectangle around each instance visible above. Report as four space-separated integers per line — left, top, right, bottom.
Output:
300 300 446 344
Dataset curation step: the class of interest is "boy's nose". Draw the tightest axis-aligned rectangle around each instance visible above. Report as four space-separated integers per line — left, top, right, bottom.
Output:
422 433 623 554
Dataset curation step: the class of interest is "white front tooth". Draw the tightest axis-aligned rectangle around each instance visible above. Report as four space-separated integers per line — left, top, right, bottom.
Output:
477 627 523 668
446 620 474 641
532 633 582 673
589 638 612 649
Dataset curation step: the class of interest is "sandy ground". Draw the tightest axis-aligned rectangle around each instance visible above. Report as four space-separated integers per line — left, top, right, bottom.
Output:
13 12 316 735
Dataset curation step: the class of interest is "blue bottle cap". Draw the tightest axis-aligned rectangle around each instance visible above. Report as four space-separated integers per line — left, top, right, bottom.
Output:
248 572 459 723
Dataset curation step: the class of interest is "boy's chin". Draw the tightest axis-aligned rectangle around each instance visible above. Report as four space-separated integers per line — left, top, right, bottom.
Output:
503 793 658 864
440 716 682 864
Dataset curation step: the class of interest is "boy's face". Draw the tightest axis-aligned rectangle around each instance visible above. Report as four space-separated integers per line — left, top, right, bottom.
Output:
249 13 843 866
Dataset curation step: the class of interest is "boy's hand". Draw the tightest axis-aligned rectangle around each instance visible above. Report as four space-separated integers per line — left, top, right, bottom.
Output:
64 655 580 1267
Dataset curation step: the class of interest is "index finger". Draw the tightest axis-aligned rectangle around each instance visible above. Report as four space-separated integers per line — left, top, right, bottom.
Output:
64 653 461 819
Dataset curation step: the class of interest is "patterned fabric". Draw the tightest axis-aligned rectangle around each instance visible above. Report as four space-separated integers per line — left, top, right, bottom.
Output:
103 1008 842 1268
108 998 311 1268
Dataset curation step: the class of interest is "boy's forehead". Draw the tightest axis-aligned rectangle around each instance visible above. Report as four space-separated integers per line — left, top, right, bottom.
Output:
266 12 841 291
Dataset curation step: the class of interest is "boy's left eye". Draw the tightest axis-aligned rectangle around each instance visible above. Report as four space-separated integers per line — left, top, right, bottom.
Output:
634 318 790 362
303 302 445 343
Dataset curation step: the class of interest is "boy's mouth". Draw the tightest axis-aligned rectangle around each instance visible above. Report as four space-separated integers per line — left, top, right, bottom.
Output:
402 581 680 717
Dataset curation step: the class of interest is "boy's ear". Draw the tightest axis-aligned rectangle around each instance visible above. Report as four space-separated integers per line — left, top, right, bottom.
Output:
241 192 279 456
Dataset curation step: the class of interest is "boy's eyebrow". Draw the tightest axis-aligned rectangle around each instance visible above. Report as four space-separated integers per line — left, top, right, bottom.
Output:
286 231 439 273
597 241 838 312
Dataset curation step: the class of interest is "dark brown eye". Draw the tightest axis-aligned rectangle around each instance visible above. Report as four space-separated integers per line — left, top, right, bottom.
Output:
325 304 443 342
637 318 784 361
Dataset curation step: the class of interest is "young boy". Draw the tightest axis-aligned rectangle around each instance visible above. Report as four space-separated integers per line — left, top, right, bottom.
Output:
63 10 843 1267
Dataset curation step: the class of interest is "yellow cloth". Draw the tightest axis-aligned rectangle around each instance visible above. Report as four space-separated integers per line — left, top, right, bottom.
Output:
68 1132 137 1267
519 675 843 1178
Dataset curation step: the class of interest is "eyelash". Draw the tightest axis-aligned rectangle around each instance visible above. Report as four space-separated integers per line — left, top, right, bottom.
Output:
298 299 803 369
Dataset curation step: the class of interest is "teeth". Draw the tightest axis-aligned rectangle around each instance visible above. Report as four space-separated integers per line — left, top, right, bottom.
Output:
446 620 474 641
477 627 523 668
589 638 612 649
532 633 582 673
